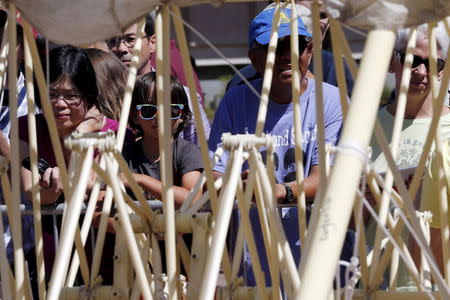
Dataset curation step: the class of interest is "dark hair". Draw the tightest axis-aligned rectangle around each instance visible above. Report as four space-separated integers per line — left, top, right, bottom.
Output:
145 14 154 37
49 46 99 108
130 72 191 138
86 48 127 120
0 10 23 43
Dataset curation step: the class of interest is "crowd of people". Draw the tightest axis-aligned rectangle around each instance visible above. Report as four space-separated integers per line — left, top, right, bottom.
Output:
0 0 449 295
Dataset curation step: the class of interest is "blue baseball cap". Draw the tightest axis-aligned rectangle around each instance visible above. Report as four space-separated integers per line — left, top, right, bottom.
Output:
249 7 312 49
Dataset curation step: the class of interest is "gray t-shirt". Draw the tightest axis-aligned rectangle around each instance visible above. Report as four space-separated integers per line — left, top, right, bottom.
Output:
122 138 203 186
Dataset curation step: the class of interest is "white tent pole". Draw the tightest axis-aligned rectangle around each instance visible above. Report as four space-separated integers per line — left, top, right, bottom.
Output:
199 146 244 300
7 5 26 299
301 17 356 267
23 23 47 299
113 222 132 298
47 147 94 299
186 217 210 299
0 158 12 300
116 18 145 149
151 233 164 297
438 14 450 278
65 174 103 287
235 176 268 300
0 14 8 101
90 186 113 282
155 5 178 299
298 30 396 300
367 211 425 291
103 154 153 299
328 19 358 75
113 151 155 219
171 6 219 212
353 194 369 288
252 148 301 296
312 0 327 190
255 1 282 136
329 18 349 118
289 0 307 249
230 227 245 282
185 147 225 214
254 172 281 299
368 28 417 283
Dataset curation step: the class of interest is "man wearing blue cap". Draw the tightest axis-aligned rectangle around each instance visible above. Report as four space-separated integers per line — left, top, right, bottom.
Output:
208 6 347 285
226 2 354 95
210 6 343 202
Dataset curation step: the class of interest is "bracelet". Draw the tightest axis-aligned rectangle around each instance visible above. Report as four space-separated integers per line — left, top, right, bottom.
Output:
282 183 294 204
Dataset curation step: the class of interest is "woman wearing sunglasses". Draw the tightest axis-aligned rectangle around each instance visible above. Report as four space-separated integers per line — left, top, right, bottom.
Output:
121 72 203 207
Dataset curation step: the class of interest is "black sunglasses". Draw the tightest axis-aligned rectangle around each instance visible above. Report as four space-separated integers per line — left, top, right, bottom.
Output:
396 51 446 72
253 37 308 55
136 104 184 120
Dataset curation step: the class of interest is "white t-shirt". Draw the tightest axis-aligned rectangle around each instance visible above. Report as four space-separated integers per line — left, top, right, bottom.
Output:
370 106 450 173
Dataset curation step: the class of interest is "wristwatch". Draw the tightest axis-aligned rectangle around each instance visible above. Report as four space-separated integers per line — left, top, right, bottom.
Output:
282 183 294 204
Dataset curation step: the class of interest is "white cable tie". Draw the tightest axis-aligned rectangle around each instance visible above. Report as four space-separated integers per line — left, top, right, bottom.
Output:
221 133 274 151
332 141 369 165
417 210 433 224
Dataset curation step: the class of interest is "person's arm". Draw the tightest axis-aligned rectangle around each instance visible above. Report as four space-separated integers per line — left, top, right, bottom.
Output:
414 151 444 273
213 171 223 180
0 131 10 159
429 228 444 275
409 227 444 276
76 106 104 133
208 90 235 175
122 170 202 209
183 88 211 145
274 164 320 203
19 139 63 205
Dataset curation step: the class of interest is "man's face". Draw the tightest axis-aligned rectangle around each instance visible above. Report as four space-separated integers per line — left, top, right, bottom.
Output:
249 36 311 89
108 24 155 74
392 35 445 96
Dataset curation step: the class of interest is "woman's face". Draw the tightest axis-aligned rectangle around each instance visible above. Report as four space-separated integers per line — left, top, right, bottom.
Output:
49 77 88 136
135 103 183 140
134 87 183 140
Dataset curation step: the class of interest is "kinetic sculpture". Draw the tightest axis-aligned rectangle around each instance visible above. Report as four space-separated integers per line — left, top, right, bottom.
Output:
0 0 449 299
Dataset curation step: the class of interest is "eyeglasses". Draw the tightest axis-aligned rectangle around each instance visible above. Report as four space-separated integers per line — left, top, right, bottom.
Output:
253 37 308 55
106 34 150 49
106 34 137 48
49 93 83 106
136 104 184 120
395 51 446 72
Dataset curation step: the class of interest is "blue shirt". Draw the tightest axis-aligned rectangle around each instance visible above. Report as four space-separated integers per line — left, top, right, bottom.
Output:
208 78 345 285
209 78 343 180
